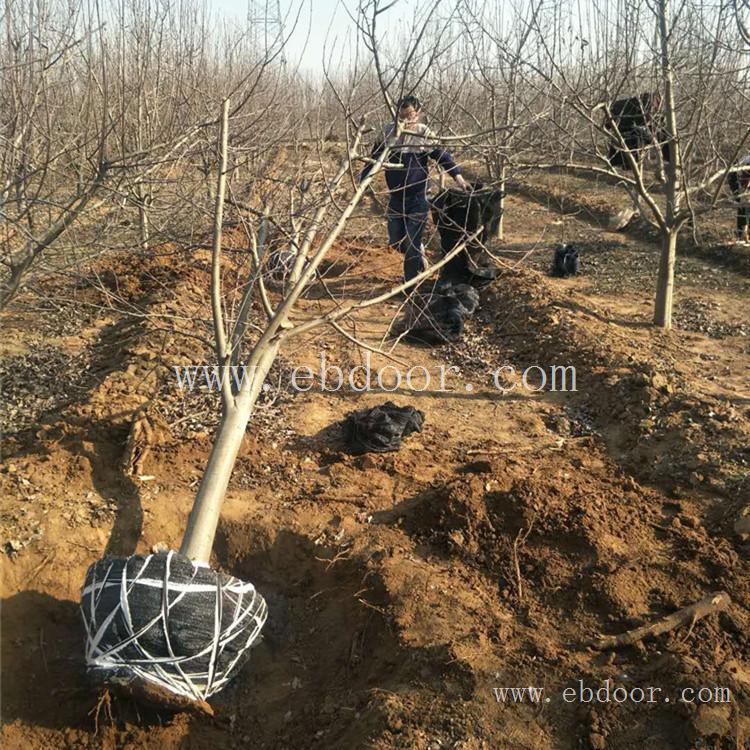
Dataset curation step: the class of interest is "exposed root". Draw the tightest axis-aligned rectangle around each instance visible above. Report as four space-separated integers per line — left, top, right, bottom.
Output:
588 591 731 650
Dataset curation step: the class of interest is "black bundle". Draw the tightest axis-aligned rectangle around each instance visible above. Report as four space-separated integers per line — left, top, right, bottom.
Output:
551 244 580 277
404 281 480 345
429 182 504 288
344 401 425 454
461 263 501 290
605 93 670 170
80 551 267 701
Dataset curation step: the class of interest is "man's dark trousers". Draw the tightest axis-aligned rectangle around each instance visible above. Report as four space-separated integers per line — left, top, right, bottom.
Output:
737 205 749 239
387 194 428 282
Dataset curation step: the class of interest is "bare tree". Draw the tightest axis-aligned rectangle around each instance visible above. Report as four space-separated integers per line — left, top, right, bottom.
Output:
178 0 506 562
453 0 546 239
496 0 750 329
179 102 483 561
0 0 113 307
0 0 301 309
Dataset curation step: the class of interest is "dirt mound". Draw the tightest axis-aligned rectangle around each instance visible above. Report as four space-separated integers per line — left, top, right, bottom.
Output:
478 268 749 503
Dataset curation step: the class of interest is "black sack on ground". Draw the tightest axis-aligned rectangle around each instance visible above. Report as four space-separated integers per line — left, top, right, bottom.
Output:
550 244 580 277
461 263 501 289
344 401 425 454
403 281 480 345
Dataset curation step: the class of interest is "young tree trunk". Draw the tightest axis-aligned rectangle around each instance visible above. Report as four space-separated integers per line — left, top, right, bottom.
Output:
653 229 677 328
135 99 150 251
179 344 279 563
496 162 506 241
652 0 682 330
135 180 150 251
178 97 258 565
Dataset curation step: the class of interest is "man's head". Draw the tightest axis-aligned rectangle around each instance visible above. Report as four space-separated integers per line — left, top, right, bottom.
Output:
397 95 422 125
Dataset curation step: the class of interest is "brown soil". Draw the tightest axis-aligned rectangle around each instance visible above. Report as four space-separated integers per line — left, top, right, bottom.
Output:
2 182 749 750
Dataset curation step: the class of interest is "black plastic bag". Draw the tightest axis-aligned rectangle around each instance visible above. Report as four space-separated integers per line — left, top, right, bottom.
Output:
551 244 580 277
344 401 425 454
403 281 480 344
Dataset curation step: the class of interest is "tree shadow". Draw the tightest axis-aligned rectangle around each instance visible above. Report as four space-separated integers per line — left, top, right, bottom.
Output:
554 297 653 329
7 417 143 558
75 423 143 558
5 309 148 558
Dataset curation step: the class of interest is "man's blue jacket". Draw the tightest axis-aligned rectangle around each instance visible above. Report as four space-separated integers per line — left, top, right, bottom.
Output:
360 122 462 206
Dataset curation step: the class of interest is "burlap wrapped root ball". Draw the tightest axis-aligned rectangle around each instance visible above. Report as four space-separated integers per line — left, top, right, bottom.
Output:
80 550 267 705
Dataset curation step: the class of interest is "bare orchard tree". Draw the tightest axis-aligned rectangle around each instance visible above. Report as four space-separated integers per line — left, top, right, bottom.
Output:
179 98 485 561
178 0 508 561
0 0 114 308
452 0 547 239
511 0 750 329
0 0 303 309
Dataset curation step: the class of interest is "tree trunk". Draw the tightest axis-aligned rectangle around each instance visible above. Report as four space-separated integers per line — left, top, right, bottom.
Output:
136 180 150 251
652 0 682 330
135 99 149 251
0 253 34 309
179 343 279 563
653 229 677 329
179 98 280 564
496 163 506 241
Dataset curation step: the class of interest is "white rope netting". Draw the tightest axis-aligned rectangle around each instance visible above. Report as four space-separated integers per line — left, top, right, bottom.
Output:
80 550 267 701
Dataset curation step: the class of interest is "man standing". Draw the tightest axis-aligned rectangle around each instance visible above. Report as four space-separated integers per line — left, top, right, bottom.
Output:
360 96 469 283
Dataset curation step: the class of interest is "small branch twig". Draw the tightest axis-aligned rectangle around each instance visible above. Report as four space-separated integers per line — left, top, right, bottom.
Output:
210 98 233 408
512 519 536 603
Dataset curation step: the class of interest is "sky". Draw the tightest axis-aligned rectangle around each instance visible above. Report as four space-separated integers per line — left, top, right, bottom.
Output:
209 0 409 72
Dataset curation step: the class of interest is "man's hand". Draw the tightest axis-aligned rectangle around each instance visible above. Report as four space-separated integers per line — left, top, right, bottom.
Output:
454 174 470 191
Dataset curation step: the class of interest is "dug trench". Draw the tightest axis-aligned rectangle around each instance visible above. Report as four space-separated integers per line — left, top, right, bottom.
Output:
2 194 750 749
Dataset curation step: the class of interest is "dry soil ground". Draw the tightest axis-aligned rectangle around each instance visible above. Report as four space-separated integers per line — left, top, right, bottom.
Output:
1 179 749 750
